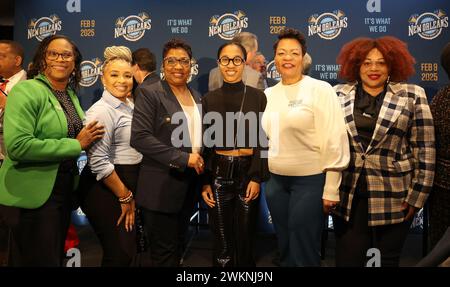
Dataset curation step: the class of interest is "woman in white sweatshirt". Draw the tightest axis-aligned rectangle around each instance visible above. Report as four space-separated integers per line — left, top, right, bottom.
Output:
262 28 350 266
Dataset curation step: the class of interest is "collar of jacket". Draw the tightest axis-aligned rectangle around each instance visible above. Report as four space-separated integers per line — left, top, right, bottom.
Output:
34 73 85 121
337 81 403 96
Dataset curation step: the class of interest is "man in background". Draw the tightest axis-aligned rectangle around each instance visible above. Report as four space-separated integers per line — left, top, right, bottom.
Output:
0 40 27 166
251 51 278 88
131 48 159 101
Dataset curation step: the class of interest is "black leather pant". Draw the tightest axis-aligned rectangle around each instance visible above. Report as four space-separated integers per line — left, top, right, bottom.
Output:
208 154 259 267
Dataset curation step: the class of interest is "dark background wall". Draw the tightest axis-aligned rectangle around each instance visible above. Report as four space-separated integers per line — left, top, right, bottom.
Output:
0 0 14 39
10 0 450 110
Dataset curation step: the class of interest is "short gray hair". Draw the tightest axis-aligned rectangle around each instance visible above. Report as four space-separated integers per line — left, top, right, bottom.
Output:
303 52 312 75
232 32 258 53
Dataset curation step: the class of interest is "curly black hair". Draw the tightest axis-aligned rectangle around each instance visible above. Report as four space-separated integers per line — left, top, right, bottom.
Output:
27 34 82 89
162 38 193 60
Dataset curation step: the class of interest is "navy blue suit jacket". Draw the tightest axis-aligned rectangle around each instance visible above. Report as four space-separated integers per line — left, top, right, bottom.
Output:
131 80 201 213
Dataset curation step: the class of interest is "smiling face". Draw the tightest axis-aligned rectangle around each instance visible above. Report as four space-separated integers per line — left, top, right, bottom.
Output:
218 44 245 84
163 48 191 88
43 38 75 89
102 59 133 101
274 38 303 85
359 48 389 95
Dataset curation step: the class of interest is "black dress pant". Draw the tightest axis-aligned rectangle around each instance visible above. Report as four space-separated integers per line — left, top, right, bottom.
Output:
8 165 76 267
0 202 19 266
79 164 139 267
141 178 197 267
208 154 259 267
333 177 412 267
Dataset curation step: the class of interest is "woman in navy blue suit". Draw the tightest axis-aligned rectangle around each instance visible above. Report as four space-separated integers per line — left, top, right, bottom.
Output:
130 38 204 267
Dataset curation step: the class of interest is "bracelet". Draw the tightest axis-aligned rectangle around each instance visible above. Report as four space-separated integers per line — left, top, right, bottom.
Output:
118 191 133 204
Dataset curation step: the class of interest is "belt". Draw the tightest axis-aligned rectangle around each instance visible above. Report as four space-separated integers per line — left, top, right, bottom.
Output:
215 149 253 157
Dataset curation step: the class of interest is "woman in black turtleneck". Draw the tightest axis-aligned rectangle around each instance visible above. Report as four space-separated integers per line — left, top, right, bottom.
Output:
201 42 268 267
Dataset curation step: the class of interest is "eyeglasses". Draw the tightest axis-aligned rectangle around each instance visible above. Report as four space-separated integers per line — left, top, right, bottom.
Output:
218 56 244 66
46 50 74 61
164 57 191 68
361 60 387 69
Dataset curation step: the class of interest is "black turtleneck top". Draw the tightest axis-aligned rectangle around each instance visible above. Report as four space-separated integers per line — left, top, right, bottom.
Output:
201 81 269 183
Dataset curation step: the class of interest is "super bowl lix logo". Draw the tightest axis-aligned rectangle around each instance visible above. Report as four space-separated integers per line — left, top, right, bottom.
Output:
408 10 448 40
114 12 152 41
266 60 280 82
209 10 248 40
27 15 62 41
308 10 348 40
80 58 103 87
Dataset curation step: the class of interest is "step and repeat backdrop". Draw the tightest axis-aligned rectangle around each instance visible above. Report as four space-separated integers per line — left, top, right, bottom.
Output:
14 0 450 108
14 0 450 231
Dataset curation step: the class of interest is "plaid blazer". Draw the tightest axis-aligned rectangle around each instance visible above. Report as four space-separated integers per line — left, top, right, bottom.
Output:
334 82 435 226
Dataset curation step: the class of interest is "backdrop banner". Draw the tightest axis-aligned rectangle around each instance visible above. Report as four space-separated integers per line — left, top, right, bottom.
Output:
14 0 450 232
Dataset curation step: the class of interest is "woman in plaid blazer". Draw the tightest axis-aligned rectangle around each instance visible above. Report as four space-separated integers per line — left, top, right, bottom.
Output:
333 36 435 267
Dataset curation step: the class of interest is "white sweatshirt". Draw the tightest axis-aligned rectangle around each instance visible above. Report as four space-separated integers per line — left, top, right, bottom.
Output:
262 76 350 201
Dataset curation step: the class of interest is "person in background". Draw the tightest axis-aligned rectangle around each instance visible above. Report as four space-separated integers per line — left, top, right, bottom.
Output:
250 52 267 74
130 47 160 254
416 227 450 267
302 52 312 75
262 28 350 266
132 48 159 97
209 32 265 91
131 38 204 267
0 40 27 267
250 52 277 88
333 36 435 267
0 35 104 266
79 46 141 266
201 42 269 267
428 42 450 250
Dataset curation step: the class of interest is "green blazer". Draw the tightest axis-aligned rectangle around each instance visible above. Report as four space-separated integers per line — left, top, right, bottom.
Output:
0 74 84 209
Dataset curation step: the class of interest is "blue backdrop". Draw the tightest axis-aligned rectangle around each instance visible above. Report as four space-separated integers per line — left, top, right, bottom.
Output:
13 0 450 231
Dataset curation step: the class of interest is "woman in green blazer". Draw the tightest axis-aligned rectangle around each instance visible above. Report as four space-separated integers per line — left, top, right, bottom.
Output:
0 35 104 266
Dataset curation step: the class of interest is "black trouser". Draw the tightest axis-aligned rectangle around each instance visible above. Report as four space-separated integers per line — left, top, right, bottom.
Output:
0 204 18 266
428 185 450 249
79 164 139 267
208 154 259 267
141 179 197 267
8 165 76 267
333 177 412 267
